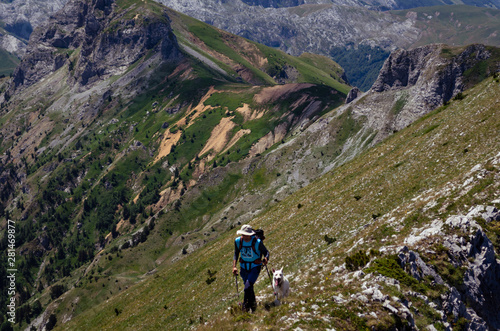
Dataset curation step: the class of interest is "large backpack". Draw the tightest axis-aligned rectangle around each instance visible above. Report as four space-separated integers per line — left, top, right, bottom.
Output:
238 235 261 269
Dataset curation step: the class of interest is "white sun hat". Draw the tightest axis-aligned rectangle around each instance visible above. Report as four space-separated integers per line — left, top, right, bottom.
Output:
236 224 255 236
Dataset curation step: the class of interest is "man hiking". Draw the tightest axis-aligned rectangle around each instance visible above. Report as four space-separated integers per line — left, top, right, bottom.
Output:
233 224 269 312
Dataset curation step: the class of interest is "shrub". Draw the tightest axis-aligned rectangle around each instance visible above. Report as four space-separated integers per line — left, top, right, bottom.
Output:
50 284 66 300
345 250 369 271
46 314 57 330
324 235 336 245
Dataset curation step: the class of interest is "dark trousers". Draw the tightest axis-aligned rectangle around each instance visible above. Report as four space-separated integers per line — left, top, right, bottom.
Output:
240 265 261 311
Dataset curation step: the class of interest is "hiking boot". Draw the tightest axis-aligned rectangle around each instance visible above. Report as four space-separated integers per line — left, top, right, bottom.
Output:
242 300 250 312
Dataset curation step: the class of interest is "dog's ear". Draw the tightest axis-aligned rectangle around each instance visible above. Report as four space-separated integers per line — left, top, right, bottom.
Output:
272 268 275 273
280 267 283 273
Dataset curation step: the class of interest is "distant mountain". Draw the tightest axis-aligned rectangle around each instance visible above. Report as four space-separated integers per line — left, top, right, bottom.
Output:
363 0 500 10
2 0 500 88
240 0 305 7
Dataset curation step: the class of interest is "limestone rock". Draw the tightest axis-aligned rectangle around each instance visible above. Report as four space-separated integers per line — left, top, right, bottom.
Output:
398 246 444 284
5 0 182 97
345 87 361 104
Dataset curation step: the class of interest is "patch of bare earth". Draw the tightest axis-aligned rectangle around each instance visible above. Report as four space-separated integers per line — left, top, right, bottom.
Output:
154 183 185 211
10 114 54 164
185 86 217 128
154 87 217 163
225 33 268 68
254 83 314 104
168 60 191 80
154 130 182 163
191 159 207 180
198 116 236 160
249 122 288 156
236 103 265 122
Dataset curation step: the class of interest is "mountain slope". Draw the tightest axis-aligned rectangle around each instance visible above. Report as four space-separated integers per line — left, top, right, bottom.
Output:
0 0 350 328
1 0 500 329
393 5 500 48
0 49 19 76
12 42 498 330
59 71 500 331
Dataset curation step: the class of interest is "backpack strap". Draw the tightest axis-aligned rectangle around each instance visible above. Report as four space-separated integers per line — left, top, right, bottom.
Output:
238 236 262 268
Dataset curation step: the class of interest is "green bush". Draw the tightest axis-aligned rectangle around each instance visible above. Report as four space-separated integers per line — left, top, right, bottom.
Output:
345 250 369 271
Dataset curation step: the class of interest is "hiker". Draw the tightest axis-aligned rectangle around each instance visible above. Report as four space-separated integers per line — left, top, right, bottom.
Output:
233 224 269 312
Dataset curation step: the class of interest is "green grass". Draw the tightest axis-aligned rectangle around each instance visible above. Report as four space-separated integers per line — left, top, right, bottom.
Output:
391 92 408 115
0 49 19 76
186 21 275 86
169 108 225 165
174 173 242 231
256 45 350 94
205 90 255 112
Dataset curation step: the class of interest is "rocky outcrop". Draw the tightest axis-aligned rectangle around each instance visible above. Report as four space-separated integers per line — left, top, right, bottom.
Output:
398 206 500 330
371 44 491 107
346 44 496 140
5 0 181 97
345 87 361 104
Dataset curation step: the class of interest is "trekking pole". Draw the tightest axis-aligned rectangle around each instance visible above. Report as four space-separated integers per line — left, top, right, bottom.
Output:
264 264 279 301
234 274 241 306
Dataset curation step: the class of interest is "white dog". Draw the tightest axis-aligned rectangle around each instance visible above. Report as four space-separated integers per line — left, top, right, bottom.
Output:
272 268 290 302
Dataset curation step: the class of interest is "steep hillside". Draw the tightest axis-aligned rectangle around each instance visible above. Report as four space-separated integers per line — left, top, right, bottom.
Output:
59 71 500 331
0 49 19 76
0 0 350 328
6 42 497 330
1 0 500 329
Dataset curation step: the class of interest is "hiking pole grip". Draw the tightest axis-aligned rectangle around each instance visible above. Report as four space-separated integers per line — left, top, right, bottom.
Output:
235 274 239 295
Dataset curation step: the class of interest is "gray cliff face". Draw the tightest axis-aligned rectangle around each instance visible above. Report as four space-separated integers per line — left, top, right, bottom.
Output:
372 44 491 100
349 44 493 139
440 207 500 330
6 0 181 96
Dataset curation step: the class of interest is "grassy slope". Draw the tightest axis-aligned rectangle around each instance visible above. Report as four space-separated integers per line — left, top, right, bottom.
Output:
59 74 500 330
392 5 500 48
0 49 20 76
165 7 350 93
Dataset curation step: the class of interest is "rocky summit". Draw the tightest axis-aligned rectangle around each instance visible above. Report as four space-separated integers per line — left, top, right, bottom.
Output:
6 0 181 97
